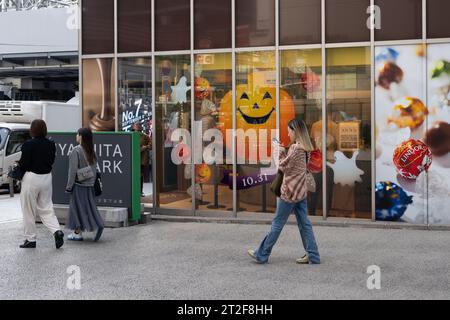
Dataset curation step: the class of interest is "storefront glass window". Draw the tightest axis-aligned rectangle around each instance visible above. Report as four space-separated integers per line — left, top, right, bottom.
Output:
118 57 153 203
280 0 321 45
281 49 323 216
118 0 152 53
194 0 232 49
325 0 370 43
82 58 116 131
236 0 275 48
427 0 450 39
234 51 277 213
375 45 426 224
155 0 190 51
375 0 422 41
155 55 192 210
326 47 371 219
193 53 233 212
82 0 115 55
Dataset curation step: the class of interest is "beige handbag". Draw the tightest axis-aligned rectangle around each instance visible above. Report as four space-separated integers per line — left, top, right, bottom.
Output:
305 151 317 193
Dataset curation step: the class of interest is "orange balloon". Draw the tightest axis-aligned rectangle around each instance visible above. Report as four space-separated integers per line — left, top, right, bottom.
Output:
218 85 296 162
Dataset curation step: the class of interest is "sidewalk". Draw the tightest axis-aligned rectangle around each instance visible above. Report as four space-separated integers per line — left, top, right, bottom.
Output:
0 219 449 300
0 190 22 224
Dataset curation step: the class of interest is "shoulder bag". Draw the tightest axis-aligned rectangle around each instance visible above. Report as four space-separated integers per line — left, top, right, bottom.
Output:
76 148 95 182
305 151 317 193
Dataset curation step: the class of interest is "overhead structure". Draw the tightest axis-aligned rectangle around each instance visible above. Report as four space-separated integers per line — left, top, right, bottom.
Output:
0 0 77 12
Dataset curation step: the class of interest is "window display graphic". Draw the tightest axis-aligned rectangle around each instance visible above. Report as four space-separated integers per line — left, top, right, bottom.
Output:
375 45 427 223
82 58 116 132
376 43 450 225
375 181 413 221
426 43 450 225
218 82 295 163
327 151 364 187
338 121 360 151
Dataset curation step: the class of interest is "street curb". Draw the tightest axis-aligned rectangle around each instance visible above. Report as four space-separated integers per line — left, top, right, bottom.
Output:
149 214 450 231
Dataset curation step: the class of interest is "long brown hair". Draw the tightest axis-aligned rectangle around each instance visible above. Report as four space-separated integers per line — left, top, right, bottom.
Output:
288 119 314 152
78 128 97 165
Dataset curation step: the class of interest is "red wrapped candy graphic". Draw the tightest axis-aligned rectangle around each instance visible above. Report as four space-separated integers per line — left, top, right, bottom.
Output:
393 139 432 180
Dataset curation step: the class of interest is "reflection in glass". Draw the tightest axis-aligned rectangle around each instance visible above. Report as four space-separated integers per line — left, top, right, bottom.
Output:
236 0 275 47
325 0 370 43
118 0 152 53
326 47 371 219
281 49 323 216
427 0 450 39
118 57 153 204
194 0 232 49
375 0 422 41
155 0 190 51
82 0 114 55
234 51 277 213
280 0 321 45
155 55 192 210
194 53 233 212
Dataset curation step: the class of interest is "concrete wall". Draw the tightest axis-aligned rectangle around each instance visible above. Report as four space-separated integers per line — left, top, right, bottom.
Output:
0 7 78 55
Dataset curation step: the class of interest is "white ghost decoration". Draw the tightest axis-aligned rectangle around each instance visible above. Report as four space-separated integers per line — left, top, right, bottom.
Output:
171 76 191 104
327 151 364 187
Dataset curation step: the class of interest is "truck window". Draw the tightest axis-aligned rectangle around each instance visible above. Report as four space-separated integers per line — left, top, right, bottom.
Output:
6 131 31 156
0 128 10 151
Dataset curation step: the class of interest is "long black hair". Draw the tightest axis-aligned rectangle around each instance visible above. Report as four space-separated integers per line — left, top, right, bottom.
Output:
78 128 97 165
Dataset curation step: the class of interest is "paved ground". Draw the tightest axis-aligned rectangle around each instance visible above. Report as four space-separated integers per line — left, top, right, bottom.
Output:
0 216 449 300
0 190 22 224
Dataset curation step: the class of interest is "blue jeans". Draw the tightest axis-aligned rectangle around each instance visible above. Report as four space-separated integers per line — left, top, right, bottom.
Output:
255 198 320 264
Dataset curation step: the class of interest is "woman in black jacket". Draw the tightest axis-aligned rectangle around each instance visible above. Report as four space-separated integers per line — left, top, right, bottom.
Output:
18 119 64 249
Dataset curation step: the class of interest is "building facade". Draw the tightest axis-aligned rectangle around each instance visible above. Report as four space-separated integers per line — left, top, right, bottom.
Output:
80 0 450 226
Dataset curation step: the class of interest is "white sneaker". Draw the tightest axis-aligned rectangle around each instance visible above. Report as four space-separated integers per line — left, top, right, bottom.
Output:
67 232 83 241
296 254 309 264
248 249 257 261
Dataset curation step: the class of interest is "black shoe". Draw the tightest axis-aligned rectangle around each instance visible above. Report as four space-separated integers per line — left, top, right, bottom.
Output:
19 240 36 249
54 230 64 249
94 227 104 242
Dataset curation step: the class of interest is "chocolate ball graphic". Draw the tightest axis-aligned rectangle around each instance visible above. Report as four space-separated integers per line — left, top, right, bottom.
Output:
424 121 450 157
378 62 404 90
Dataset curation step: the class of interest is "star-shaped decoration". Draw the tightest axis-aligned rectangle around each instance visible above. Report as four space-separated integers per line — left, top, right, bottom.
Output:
171 76 191 104
327 151 364 187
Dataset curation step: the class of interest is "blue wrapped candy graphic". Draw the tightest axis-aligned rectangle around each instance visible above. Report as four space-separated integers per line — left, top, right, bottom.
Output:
375 181 413 221
375 48 399 63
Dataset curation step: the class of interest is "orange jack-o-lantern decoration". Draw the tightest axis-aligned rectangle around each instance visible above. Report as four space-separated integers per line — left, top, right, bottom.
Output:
195 164 212 184
218 84 296 162
195 77 211 100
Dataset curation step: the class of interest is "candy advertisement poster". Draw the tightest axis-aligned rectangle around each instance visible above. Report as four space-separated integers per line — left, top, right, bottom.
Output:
375 44 450 225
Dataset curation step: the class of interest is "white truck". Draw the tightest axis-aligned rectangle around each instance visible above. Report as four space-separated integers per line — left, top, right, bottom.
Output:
0 97 81 192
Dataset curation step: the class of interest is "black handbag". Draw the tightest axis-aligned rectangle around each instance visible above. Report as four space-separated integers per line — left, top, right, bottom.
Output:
94 172 103 197
270 170 284 197
8 164 25 181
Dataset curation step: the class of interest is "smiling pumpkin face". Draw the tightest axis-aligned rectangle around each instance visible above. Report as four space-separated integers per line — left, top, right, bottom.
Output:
195 77 211 100
195 164 212 184
218 85 296 162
